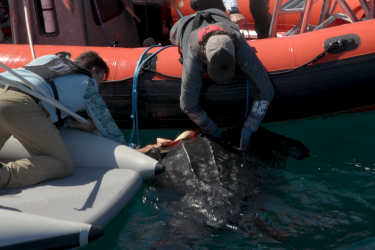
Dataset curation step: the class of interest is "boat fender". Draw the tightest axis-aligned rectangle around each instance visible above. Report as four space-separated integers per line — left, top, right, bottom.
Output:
324 34 361 54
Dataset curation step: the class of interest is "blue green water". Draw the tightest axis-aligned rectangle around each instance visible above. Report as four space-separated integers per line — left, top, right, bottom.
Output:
83 110 375 250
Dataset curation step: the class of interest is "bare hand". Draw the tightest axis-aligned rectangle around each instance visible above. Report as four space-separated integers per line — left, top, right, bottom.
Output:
229 13 246 29
170 0 185 10
68 119 97 133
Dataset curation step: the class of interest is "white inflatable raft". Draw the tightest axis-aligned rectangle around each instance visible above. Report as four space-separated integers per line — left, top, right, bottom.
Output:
0 129 165 249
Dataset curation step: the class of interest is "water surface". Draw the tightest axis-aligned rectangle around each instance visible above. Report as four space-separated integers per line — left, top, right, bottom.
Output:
83 110 375 250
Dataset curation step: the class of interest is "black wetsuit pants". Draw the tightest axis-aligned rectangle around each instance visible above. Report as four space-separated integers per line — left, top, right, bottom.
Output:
190 0 272 39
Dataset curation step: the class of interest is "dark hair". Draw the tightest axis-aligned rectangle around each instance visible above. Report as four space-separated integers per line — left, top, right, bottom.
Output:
74 51 110 81
198 30 239 63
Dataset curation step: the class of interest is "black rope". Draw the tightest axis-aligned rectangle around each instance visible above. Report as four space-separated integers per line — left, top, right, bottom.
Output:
102 46 182 84
102 76 133 84
269 39 343 76
101 68 182 84
144 68 181 79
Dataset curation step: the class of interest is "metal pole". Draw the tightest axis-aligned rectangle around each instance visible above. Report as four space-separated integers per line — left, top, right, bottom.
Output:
283 25 299 36
9 0 20 44
300 0 314 33
23 0 36 59
329 0 338 15
280 9 303 15
268 0 284 38
371 0 375 18
282 0 303 9
359 0 370 17
337 0 358 22
319 0 333 24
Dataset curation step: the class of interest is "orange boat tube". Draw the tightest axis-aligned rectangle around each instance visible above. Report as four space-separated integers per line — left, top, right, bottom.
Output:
0 19 374 129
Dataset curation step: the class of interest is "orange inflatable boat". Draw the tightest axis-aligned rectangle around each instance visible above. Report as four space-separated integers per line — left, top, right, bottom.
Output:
171 0 368 33
0 0 374 129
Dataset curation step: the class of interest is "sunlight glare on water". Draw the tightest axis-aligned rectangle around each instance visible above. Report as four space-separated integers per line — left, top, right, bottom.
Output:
82 110 375 250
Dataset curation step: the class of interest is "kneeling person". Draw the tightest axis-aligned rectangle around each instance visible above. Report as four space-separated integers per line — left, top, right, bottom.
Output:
170 8 275 149
0 51 126 189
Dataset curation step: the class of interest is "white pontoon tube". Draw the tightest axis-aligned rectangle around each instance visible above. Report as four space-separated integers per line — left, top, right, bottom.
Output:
0 129 166 180
0 209 103 249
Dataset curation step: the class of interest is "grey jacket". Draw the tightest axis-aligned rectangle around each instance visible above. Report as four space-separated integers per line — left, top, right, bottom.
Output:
170 9 274 134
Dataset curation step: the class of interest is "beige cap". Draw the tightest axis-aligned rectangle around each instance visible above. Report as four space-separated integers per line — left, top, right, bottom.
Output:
205 35 235 82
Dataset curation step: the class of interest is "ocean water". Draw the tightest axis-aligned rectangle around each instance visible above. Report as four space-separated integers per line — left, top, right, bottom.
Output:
83 110 375 250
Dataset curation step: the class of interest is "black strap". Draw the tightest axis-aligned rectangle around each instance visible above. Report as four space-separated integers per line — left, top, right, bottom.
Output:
53 116 69 128
49 80 64 128
24 58 92 128
191 11 216 31
24 58 91 83
178 15 196 65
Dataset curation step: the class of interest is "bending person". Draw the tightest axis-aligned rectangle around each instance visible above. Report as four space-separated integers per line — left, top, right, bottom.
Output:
190 0 271 39
170 8 274 150
0 51 126 189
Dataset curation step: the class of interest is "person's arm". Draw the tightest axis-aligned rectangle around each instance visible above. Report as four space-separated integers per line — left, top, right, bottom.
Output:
222 0 246 28
180 57 218 136
222 0 238 9
83 79 127 145
236 36 275 148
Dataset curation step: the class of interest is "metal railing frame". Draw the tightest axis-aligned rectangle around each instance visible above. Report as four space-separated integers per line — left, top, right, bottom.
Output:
268 0 375 38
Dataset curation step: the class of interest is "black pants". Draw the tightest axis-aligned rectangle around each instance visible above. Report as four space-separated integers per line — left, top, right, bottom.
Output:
190 0 272 39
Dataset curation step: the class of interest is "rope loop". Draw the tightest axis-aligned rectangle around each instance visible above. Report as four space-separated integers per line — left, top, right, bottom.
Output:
269 39 342 76
128 45 175 148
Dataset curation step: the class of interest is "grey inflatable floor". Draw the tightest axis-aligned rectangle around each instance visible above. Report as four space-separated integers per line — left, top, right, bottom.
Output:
0 167 143 227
